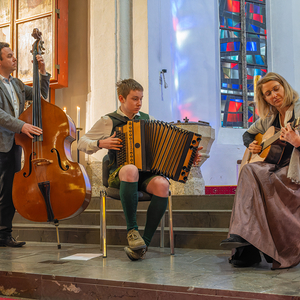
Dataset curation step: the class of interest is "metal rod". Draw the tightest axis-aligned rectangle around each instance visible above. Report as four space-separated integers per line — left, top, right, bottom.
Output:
160 211 165 248
100 190 107 258
241 0 248 129
168 192 174 255
76 129 80 163
54 220 61 249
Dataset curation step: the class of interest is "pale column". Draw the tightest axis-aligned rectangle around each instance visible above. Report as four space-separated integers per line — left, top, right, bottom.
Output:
132 0 149 113
117 0 133 80
88 0 117 164
87 0 149 196
87 0 118 196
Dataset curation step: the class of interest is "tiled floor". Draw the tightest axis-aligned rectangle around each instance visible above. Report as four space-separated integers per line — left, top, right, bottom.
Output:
0 242 300 299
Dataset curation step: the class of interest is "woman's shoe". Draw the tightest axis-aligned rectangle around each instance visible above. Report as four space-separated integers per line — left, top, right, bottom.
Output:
220 234 250 250
228 245 261 267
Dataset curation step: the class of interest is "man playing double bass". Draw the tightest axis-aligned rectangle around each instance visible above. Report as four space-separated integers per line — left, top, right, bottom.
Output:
0 42 50 247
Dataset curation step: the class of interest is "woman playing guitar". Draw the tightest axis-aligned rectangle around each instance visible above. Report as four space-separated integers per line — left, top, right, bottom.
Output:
220 72 300 270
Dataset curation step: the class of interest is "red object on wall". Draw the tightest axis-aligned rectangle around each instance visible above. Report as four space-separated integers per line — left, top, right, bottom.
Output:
205 186 237 195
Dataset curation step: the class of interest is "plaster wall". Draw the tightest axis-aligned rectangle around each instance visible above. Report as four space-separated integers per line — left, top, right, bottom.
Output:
84 0 149 164
132 0 149 112
54 0 246 186
147 0 245 186
203 0 300 186
85 0 117 163
267 0 300 92
148 0 220 128
54 0 89 164
54 0 300 187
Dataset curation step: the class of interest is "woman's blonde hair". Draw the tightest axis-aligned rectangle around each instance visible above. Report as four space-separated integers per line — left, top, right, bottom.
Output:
255 72 299 119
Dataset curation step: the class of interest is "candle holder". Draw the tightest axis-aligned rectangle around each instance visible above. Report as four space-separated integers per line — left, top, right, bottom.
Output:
76 127 82 163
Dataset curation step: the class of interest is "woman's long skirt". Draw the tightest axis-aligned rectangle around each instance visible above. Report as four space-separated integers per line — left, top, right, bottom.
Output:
229 161 300 269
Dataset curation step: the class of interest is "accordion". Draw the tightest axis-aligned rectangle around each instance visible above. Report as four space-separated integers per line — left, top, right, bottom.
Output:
115 120 201 183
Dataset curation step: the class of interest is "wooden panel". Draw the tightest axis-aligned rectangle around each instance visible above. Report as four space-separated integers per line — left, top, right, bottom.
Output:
12 0 68 93
50 0 68 89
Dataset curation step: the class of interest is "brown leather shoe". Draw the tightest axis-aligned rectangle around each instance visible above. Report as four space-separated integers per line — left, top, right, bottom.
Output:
124 247 147 261
127 229 146 250
0 236 26 247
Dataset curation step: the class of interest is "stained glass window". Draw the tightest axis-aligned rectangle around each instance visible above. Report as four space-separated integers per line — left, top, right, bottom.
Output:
219 0 267 128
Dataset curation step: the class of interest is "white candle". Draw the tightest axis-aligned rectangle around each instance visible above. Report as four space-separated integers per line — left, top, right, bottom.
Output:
76 106 80 128
63 107 67 113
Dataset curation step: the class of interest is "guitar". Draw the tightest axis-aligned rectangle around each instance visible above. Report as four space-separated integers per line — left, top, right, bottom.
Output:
240 117 300 171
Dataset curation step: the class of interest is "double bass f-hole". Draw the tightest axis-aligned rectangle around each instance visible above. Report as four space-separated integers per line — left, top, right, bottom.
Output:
51 148 69 171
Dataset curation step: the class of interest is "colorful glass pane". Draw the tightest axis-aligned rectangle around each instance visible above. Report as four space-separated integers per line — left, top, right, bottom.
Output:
221 94 256 127
220 29 240 39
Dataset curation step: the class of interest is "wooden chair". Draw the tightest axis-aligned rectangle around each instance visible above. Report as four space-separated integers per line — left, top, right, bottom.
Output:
100 155 174 258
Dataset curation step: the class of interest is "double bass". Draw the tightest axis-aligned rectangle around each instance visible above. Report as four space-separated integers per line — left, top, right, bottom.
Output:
12 29 91 227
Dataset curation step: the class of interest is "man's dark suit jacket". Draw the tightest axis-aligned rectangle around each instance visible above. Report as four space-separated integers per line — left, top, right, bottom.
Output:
0 73 50 153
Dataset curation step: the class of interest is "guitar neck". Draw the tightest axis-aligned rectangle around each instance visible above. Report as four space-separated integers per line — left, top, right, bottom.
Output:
261 117 300 150
261 131 281 150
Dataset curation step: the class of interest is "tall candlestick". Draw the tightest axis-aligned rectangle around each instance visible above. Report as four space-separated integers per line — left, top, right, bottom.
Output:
76 106 80 128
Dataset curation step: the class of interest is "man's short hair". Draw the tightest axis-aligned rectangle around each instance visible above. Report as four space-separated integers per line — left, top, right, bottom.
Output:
116 79 143 99
0 42 10 60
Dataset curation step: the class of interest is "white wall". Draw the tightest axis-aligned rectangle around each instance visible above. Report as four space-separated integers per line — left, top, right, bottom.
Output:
83 0 150 164
54 0 89 164
147 0 245 186
204 0 300 186
148 0 220 126
132 0 149 111
147 0 300 187
57 0 300 187
85 0 117 163
267 0 300 92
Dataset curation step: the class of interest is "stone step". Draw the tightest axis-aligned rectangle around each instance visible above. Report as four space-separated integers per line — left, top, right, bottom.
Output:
12 194 234 250
13 208 231 228
12 223 228 250
87 194 235 210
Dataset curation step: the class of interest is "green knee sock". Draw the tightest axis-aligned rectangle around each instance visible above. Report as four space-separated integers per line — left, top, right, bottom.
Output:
119 181 139 231
143 195 168 247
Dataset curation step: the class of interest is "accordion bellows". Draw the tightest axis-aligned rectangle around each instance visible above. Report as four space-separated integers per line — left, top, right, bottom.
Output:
116 120 201 183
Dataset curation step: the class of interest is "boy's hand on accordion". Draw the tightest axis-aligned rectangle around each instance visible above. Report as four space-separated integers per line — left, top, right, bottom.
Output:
98 132 123 150
193 146 203 166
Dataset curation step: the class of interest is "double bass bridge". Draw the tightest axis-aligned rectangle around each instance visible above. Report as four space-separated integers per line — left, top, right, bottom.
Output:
32 158 53 166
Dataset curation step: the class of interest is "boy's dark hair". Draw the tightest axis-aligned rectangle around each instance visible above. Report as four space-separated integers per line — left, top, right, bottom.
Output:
0 42 10 60
116 79 143 99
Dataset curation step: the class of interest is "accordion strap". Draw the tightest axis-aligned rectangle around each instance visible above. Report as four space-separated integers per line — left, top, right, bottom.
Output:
106 112 129 124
